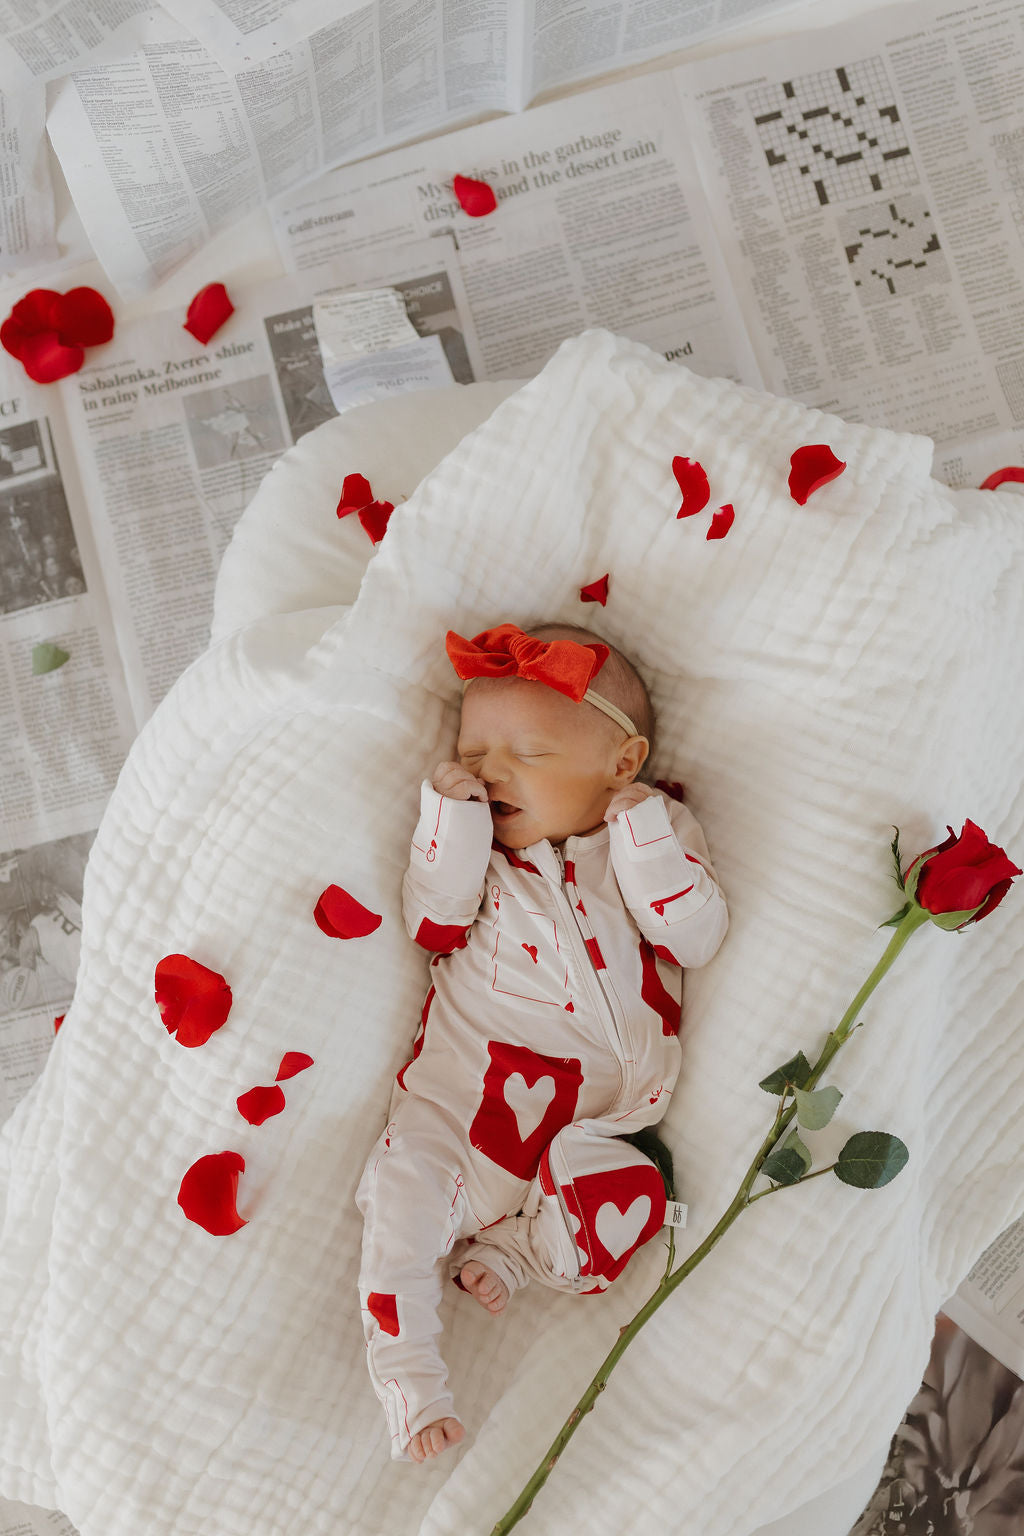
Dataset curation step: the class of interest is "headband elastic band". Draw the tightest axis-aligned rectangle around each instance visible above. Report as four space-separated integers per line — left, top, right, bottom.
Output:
461 678 644 741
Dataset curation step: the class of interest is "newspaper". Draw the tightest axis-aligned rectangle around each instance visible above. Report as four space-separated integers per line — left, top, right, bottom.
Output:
676 0 1024 449
273 69 765 387
0 0 161 92
944 1214 1024 1379
45 0 806 297
0 354 136 1120
0 1502 78 1536
0 87 56 270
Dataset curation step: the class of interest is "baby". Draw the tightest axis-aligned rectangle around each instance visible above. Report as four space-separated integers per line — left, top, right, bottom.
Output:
355 620 729 1463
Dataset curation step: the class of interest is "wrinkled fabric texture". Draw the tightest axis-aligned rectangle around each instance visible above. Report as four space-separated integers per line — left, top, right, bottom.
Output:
356 782 727 1455
0 335 1021 1536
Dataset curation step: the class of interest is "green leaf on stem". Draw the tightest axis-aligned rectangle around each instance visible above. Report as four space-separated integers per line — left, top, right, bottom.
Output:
758 1052 813 1095
622 1125 675 1199
794 1084 842 1130
762 1129 812 1185
891 827 905 889
879 902 911 928
834 1131 909 1188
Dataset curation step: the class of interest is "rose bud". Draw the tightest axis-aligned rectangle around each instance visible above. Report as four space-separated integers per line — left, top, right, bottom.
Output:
904 820 1020 929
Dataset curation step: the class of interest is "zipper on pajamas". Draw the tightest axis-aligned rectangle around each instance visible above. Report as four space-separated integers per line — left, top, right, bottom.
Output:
550 842 634 1105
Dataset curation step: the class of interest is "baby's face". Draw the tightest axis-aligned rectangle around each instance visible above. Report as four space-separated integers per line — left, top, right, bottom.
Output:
456 677 639 848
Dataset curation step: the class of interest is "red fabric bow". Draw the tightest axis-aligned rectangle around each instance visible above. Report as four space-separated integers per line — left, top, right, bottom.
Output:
445 623 608 702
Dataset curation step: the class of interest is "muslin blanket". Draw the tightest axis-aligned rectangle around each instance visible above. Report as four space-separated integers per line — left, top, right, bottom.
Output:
1 331 1021 1536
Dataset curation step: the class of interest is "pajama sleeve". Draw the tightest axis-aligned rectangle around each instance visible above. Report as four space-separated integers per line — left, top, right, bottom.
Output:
608 792 728 968
401 779 494 953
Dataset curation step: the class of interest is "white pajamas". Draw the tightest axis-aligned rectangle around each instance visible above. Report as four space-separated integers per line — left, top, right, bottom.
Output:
356 782 728 1458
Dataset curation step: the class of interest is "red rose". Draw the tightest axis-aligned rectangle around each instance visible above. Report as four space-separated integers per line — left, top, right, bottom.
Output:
905 820 1020 929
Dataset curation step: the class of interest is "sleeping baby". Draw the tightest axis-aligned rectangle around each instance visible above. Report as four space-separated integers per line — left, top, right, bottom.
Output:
355 620 729 1463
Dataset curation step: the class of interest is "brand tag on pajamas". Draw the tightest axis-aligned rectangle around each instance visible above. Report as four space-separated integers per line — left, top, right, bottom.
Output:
664 1201 688 1229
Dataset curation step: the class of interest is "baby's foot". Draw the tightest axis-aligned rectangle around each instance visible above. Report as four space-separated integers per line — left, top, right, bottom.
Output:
460 1258 509 1315
408 1416 465 1463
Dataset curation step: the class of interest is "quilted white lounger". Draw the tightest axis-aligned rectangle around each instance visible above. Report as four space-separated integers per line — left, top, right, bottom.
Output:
1 332 1022 1536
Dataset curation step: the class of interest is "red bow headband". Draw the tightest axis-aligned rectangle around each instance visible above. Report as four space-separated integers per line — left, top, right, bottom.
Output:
446 623 606 700
445 623 644 739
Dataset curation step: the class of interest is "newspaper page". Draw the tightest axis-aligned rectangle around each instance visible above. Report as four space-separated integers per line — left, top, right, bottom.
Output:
45 0 811 298
0 1501 78 1536
0 88 57 270
161 0 369 71
675 0 1024 466
0 0 161 93
0 357 136 1123
273 69 764 388
57 235 477 724
943 1214 1024 1378
46 3 514 297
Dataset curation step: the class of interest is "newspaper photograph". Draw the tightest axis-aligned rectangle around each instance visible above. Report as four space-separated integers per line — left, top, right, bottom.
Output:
676 0 1024 458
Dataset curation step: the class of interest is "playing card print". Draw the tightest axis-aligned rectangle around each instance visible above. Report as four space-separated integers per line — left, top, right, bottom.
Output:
562 1161 666 1284
488 883 571 1007
470 1041 584 1178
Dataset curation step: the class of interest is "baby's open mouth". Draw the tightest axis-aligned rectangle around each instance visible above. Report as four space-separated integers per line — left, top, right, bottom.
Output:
491 801 520 816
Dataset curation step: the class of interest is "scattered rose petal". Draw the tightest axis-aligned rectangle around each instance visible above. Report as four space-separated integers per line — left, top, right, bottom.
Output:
32 641 70 674
358 499 395 544
579 574 609 605
336 472 374 517
979 466 1024 491
236 1084 286 1125
19 332 84 384
276 1051 314 1080
314 885 383 939
453 173 497 216
177 1151 247 1235
154 953 232 1048
56 287 114 347
672 457 711 519
655 780 685 802
1 287 113 381
184 282 234 345
788 444 846 505
54 1013 65 1034
707 503 735 540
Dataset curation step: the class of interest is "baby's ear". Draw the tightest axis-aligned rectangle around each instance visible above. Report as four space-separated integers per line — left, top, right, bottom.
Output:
615 735 649 781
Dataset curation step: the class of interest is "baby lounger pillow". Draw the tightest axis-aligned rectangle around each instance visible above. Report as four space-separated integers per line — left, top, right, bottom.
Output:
0 330 1022 1536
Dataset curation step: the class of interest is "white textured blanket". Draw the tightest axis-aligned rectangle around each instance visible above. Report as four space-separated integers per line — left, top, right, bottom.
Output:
1 331 1022 1536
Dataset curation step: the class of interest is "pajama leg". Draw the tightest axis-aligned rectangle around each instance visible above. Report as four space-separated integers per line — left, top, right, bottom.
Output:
355 1108 478 1460
448 1118 667 1297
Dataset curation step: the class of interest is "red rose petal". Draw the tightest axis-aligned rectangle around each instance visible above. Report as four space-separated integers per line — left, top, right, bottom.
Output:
154 953 232 1048
979 466 1024 491
54 1013 65 1034
579 574 609 605
56 286 114 348
11 289 62 332
0 315 32 360
177 1151 247 1235
358 499 394 544
184 282 234 345
672 457 711 519
788 444 846 505
453 174 497 217
276 1051 314 1080
655 780 685 802
19 331 84 384
314 885 383 939
706 503 735 540
236 1084 286 1125
336 472 374 517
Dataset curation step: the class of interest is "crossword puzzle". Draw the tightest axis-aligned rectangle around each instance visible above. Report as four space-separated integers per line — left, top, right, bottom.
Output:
837 194 949 302
748 56 919 221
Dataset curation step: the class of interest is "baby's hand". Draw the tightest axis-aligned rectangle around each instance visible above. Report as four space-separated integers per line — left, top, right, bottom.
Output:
604 783 660 822
432 761 488 802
